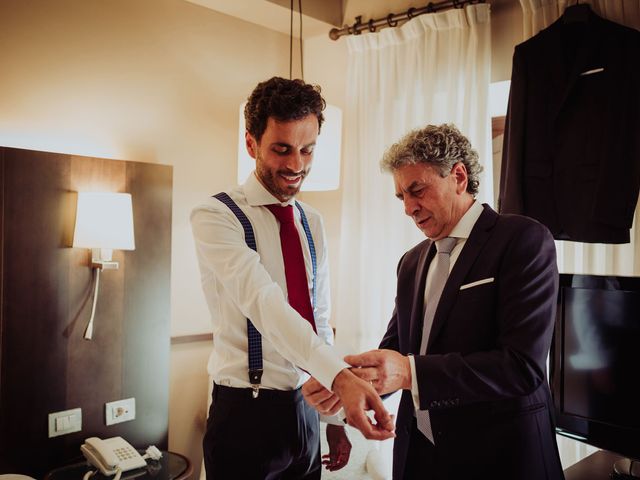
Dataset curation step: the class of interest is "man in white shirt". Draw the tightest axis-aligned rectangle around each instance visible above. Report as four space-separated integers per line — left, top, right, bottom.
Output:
191 77 394 479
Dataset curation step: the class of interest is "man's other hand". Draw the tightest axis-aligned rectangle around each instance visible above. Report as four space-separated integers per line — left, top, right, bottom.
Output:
302 377 342 416
323 424 352 471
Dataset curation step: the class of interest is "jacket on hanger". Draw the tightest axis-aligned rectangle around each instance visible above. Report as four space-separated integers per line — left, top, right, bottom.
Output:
499 8 640 244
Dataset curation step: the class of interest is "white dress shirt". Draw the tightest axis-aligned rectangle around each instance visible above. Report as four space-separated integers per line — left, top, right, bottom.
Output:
409 200 484 408
191 172 348 391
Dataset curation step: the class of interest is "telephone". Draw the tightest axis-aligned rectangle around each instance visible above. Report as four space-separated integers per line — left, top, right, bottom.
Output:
81 436 147 477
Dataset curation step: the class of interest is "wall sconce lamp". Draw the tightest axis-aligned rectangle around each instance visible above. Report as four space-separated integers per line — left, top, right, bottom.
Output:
73 192 135 340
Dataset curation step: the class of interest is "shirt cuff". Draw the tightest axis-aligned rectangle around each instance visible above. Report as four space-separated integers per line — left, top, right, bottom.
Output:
321 409 346 426
409 354 421 410
308 343 350 391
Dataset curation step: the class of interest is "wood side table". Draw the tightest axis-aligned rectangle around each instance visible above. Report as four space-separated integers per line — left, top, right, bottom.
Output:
564 450 625 480
44 451 192 480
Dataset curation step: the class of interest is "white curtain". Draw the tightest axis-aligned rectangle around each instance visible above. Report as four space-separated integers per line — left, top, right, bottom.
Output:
518 0 640 469
334 4 492 354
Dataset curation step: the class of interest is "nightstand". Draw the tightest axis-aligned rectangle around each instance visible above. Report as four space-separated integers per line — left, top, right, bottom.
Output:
44 451 192 480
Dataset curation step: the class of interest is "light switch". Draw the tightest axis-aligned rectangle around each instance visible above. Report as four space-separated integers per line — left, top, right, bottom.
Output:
48 408 82 438
55 417 65 431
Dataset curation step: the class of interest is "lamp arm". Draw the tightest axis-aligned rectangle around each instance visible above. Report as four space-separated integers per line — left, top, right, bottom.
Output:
84 267 101 340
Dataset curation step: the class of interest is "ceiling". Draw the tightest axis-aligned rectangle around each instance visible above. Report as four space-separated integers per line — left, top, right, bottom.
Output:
184 0 344 39
183 0 507 41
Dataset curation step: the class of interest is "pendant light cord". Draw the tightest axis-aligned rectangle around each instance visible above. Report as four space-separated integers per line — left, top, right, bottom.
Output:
299 0 304 80
289 0 304 80
289 0 293 79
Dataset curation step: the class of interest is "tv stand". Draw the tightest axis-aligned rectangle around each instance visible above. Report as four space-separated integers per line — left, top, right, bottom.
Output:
564 451 637 480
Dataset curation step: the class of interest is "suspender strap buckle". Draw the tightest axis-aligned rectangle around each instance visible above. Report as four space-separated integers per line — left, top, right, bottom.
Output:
249 368 263 398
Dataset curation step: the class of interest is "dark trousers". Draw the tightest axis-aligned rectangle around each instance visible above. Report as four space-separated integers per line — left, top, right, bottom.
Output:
404 418 438 480
402 416 565 480
203 383 321 480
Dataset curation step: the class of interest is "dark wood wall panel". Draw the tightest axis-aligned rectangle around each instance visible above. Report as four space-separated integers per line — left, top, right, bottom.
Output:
122 161 172 448
1 149 72 472
0 147 172 477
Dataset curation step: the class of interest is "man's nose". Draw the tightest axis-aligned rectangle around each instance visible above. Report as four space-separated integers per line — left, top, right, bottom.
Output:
285 151 304 172
404 197 419 217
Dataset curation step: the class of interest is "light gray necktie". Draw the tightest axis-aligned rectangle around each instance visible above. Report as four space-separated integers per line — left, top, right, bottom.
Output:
417 237 457 443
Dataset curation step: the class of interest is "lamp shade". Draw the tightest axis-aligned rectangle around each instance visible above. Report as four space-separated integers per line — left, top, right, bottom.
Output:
73 192 135 250
237 102 342 191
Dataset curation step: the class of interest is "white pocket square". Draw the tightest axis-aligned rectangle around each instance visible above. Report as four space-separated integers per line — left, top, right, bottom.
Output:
460 277 494 290
579 67 604 76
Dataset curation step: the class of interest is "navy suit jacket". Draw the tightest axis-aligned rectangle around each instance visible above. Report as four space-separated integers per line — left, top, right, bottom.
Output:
380 205 564 479
499 9 640 244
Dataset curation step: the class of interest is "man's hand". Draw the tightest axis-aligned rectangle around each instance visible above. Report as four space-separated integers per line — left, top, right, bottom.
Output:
331 369 395 440
302 377 342 416
323 424 351 471
345 349 412 395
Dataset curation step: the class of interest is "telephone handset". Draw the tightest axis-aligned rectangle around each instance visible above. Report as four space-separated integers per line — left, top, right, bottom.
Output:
81 436 147 476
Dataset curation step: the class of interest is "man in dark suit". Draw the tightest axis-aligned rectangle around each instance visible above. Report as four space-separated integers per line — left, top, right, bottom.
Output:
306 124 564 479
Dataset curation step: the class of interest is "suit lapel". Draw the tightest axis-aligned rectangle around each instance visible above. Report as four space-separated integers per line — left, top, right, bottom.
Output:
548 11 606 125
409 241 435 354
426 205 499 351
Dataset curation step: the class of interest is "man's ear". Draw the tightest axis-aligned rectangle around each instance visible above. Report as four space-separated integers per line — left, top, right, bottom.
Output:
245 131 258 159
452 162 469 194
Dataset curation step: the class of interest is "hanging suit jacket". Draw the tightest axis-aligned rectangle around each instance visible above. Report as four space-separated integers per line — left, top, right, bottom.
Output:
499 9 640 244
380 205 564 480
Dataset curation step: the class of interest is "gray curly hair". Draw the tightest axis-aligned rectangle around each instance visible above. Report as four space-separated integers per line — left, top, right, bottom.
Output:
380 124 483 196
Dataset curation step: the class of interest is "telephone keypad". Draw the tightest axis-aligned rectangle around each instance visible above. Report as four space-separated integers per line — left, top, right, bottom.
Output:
115 446 137 460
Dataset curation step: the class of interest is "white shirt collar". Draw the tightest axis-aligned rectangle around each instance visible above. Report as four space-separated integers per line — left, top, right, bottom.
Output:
244 171 296 207
448 200 484 240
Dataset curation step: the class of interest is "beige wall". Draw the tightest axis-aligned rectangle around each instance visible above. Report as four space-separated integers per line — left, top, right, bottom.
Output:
0 0 524 475
0 0 292 475
490 0 524 82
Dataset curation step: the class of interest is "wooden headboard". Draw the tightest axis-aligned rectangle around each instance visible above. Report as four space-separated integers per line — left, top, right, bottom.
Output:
0 147 173 477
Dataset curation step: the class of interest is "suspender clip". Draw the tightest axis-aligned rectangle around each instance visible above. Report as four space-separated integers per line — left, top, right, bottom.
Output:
249 368 263 399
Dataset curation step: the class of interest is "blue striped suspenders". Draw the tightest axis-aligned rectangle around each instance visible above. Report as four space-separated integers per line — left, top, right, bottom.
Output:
294 202 317 309
213 192 317 398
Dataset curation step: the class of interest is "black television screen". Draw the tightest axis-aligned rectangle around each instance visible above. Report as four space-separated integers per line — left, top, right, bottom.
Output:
551 274 640 461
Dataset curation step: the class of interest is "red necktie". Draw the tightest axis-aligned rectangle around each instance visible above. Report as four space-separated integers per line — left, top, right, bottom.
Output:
265 204 316 333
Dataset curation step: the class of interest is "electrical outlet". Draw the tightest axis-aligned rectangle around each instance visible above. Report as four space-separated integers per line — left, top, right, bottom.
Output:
105 397 135 426
48 408 82 437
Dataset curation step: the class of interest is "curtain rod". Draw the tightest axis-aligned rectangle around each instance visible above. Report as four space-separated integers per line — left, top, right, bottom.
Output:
329 0 485 40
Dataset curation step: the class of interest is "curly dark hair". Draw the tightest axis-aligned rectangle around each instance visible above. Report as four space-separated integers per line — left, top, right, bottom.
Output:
381 124 483 196
244 77 326 142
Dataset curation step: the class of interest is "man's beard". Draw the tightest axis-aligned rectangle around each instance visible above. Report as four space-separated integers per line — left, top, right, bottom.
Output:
256 156 307 201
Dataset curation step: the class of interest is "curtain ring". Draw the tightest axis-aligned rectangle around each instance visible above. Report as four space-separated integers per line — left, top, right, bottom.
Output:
453 0 463 8
386 14 398 27
426 2 436 13
407 7 417 19
368 19 376 32
352 15 362 35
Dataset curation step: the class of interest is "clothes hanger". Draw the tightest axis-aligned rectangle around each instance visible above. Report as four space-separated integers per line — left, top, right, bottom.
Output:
562 0 592 23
